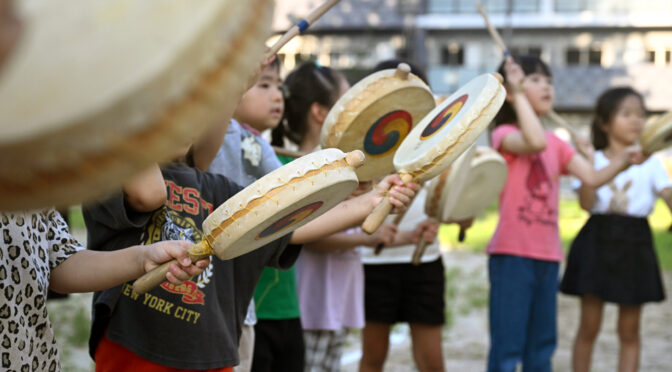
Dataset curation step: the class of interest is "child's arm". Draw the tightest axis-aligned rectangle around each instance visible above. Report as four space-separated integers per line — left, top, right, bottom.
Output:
192 119 231 171
499 60 547 155
567 147 643 189
290 175 418 244
304 224 397 253
123 165 166 212
50 241 210 294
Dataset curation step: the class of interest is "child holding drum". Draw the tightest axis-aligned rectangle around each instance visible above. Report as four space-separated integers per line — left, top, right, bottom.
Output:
0 209 206 372
83 59 417 372
560 87 670 372
273 62 435 372
487 56 645 372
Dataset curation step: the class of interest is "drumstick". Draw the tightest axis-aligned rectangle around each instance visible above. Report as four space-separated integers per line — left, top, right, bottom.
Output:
546 110 579 138
272 146 307 159
476 3 510 57
265 0 341 59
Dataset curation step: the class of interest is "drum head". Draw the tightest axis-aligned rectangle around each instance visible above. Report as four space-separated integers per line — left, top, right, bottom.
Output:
641 112 672 155
447 147 507 221
321 64 435 181
393 74 505 182
0 0 272 210
203 149 360 260
424 144 475 219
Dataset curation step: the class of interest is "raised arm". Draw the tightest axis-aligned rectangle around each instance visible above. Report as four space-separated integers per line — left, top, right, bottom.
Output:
50 241 209 294
499 60 547 155
123 164 167 212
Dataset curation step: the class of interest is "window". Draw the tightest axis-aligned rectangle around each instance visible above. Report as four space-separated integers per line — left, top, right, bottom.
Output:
441 43 464 66
566 48 581 65
588 49 602 65
646 50 656 63
565 47 602 66
509 46 542 58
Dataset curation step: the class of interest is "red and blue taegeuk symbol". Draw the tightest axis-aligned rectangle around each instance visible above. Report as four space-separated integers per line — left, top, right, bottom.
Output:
363 110 412 157
256 201 324 240
420 94 469 140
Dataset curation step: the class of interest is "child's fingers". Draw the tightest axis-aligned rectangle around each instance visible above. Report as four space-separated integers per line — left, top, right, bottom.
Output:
167 263 192 283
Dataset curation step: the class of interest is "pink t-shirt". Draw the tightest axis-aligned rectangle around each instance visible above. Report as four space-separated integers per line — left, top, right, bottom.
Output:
487 124 576 262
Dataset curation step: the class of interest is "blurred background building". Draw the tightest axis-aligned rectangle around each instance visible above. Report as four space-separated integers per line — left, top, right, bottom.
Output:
272 0 672 128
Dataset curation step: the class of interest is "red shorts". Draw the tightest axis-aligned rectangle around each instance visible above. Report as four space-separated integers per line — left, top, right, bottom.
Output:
95 333 233 372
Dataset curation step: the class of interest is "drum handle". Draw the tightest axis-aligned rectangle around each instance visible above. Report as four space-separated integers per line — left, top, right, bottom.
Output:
411 235 428 265
458 226 466 242
362 173 413 234
373 192 416 254
132 242 212 294
265 0 341 59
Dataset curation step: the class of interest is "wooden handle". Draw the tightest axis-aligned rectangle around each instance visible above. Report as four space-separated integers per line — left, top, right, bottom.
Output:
411 236 428 266
362 173 413 234
272 146 307 159
362 195 395 234
476 3 509 56
132 243 211 295
132 259 177 295
265 0 341 59
458 227 466 242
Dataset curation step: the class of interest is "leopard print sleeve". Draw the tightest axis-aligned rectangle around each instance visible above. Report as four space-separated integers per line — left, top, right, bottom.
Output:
44 209 84 271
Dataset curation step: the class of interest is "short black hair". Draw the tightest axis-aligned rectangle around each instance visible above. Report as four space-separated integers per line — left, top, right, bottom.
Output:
493 55 552 126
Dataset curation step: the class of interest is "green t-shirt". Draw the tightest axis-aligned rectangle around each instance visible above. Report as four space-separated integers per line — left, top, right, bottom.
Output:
253 153 301 319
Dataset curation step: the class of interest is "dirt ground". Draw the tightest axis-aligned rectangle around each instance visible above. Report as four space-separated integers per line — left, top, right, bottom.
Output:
341 250 672 372
50 232 671 371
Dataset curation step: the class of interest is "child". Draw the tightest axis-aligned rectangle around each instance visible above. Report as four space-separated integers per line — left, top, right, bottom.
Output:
358 60 447 372
1 208 206 371
84 94 417 371
487 56 644 372
207 57 285 372
560 87 670 372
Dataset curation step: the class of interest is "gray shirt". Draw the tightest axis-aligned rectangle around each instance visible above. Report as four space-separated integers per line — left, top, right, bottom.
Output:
208 120 283 326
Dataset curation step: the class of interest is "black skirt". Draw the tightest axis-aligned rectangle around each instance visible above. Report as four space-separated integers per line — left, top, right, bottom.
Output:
560 214 666 304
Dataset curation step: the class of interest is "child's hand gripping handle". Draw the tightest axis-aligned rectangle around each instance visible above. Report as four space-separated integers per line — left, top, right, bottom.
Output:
132 242 211 294
362 173 413 234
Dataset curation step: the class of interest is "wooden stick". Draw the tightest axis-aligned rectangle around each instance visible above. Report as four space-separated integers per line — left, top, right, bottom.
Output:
265 0 341 59
476 3 509 57
546 110 579 138
272 146 307 159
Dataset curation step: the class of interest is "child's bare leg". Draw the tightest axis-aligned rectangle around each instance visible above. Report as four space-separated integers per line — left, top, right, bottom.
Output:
572 295 604 372
410 323 444 372
617 304 641 372
359 322 391 372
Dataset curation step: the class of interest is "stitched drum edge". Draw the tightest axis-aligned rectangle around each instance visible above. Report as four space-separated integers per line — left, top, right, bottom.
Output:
407 85 505 180
641 112 672 152
205 157 352 242
0 0 272 211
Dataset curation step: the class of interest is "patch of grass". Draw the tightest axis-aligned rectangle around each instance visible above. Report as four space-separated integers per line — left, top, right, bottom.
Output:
65 306 91 347
443 267 461 330
66 206 86 230
439 198 672 272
